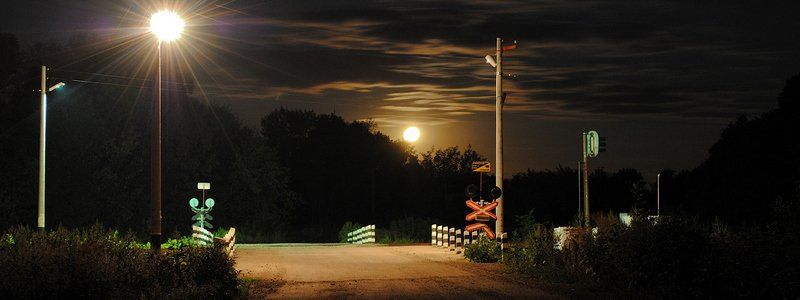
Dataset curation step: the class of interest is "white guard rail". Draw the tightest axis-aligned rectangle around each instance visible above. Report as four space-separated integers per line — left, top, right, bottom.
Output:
194 226 236 256
347 224 376 244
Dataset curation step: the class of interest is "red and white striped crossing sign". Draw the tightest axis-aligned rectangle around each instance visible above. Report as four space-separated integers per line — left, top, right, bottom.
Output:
465 222 496 240
464 199 498 239
465 200 498 221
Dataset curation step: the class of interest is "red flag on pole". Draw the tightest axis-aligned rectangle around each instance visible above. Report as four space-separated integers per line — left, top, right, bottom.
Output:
502 44 517 51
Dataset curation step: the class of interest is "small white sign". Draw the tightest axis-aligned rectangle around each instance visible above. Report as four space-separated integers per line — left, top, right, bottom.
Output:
197 182 211 190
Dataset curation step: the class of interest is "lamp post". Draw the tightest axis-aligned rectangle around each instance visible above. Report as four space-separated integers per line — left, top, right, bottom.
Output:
149 10 184 251
37 65 65 231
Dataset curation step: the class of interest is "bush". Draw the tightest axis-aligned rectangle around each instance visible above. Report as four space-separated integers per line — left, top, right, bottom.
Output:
580 215 715 297
506 224 568 281
506 210 579 282
506 204 800 298
464 236 501 263
161 235 198 250
0 225 240 299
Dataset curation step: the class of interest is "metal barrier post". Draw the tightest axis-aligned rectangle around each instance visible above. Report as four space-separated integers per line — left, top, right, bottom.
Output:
455 229 462 253
431 224 437 245
437 225 443 246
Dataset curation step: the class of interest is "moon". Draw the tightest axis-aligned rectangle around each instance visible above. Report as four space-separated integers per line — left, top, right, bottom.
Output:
403 126 421 142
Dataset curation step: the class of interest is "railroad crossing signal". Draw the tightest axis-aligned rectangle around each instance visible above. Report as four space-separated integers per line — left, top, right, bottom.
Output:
599 136 607 153
581 130 607 227
466 200 498 222
465 184 479 200
465 222 496 240
586 130 607 157
464 186 502 239
489 186 502 200
587 131 599 157
190 197 215 229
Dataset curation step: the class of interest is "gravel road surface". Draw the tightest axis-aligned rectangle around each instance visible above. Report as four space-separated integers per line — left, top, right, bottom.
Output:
235 244 567 299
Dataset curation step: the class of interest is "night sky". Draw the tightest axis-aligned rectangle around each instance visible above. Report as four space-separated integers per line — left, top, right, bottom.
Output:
3 0 799 179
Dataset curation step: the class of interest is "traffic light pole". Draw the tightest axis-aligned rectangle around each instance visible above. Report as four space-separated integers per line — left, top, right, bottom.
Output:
582 132 590 227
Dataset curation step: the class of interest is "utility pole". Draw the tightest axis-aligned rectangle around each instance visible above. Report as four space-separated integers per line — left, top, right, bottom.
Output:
484 38 516 237
494 37 504 236
657 173 661 217
582 132 589 227
577 160 581 221
38 66 46 231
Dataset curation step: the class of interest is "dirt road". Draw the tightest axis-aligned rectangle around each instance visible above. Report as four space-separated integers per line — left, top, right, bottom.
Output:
235 244 567 299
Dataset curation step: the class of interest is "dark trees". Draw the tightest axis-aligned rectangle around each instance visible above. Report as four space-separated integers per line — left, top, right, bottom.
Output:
0 34 295 240
677 74 800 224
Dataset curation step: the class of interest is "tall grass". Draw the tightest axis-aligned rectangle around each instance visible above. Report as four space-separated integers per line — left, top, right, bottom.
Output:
0 225 240 299
506 199 800 298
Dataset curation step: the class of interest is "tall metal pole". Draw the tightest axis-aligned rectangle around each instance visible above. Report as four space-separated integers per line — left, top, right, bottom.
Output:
479 172 483 198
582 132 590 227
37 66 47 231
657 173 661 217
495 37 504 236
577 160 581 221
151 41 162 251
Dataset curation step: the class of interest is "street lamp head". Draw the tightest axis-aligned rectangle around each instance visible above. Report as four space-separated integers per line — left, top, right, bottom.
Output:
485 55 497 68
150 10 184 42
47 82 65 92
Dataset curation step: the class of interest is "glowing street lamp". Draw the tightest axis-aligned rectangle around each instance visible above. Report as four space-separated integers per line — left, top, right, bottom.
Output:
149 11 184 42
149 10 184 251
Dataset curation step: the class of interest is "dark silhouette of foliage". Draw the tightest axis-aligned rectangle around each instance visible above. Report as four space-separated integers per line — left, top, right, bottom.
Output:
0 225 240 299
508 204 800 298
261 108 480 241
674 73 800 224
0 34 295 241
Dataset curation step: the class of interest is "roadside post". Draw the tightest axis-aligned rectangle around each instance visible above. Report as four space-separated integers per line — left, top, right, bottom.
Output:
581 131 607 227
431 224 437 245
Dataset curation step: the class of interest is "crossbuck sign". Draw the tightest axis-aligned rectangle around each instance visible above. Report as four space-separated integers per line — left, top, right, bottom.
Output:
464 199 498 239
466 200 498 221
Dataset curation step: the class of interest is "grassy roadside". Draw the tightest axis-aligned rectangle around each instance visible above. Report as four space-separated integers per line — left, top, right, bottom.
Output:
0 225 240 299
464 200 800 298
